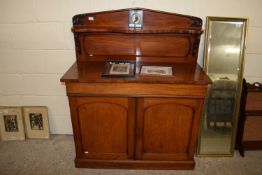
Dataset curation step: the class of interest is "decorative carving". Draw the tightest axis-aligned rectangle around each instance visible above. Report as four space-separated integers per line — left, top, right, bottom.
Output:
193 18 202 27
192 37 200 57
73 14 85 25
247 82 262 91
74 34 81 54
188 17 202 27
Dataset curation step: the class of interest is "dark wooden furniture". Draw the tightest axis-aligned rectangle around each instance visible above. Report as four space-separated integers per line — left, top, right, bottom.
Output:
236 79 262 156
61 8 211 169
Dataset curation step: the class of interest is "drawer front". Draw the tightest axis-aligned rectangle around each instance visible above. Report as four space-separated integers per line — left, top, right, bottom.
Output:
66 83 208 98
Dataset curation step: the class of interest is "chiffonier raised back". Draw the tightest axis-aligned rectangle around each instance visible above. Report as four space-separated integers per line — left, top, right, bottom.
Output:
61 8 211 169
71 8 202 63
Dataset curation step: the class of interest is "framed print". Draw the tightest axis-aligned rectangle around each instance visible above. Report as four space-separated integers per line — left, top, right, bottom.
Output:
0 107 25 141
129 10 143 28
101 61 136 77
23 106 50 139
140 66 173 76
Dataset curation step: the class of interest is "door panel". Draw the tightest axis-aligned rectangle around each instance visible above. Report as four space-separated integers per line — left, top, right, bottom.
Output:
136 98 199 161
143 103 193 153
71 97 135 160
79 103 127 153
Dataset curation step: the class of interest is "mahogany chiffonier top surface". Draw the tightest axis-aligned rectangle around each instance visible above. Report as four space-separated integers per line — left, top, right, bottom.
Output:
61 61 210 84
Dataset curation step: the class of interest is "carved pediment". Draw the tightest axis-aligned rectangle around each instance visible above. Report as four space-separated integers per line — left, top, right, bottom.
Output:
72 8 202 34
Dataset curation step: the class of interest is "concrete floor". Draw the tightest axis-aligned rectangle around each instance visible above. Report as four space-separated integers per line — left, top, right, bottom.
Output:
0 135 262 175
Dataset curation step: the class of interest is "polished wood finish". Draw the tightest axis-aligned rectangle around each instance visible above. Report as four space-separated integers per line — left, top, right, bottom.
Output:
236 80 262 156
83 34 193 57
136 98 203 161
65 83 207 98
75 159 195 169
61 8 210 169
69 97 135 160
60 62 210 84
72 8 202 63
72 8 202 31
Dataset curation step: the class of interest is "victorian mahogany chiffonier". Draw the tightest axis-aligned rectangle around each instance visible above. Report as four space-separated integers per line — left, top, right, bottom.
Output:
60 8 211 169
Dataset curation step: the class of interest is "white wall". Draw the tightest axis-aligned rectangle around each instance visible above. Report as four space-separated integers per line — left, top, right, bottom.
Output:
0 0 262 134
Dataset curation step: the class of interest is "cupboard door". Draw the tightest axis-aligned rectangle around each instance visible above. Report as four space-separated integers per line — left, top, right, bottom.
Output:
136 98 203 161
69 97 135 160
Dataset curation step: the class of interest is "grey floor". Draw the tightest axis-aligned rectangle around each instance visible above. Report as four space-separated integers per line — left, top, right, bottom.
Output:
0 135 262 175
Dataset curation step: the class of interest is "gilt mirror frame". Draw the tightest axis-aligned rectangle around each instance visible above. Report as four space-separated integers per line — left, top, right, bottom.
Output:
197 16 248 156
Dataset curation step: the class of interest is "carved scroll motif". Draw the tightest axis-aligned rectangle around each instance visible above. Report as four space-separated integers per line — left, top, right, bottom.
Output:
74 34 81 55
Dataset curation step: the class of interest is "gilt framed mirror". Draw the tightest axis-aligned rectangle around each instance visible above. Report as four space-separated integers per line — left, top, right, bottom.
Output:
197 17 248 156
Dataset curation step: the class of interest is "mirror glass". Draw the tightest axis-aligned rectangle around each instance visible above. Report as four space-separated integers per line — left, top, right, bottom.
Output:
197 17 248 155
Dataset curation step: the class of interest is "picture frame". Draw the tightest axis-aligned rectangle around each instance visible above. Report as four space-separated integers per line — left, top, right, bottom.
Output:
140 66 173 76
129 10 143 28
0 107 25 141
22 106 50 139
101 61 136 77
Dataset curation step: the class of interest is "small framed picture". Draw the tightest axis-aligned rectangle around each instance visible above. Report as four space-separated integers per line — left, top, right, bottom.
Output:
23 106 50 139
129 10 143 28
140 66 173 76
0 107 25 141
101 61 136 77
